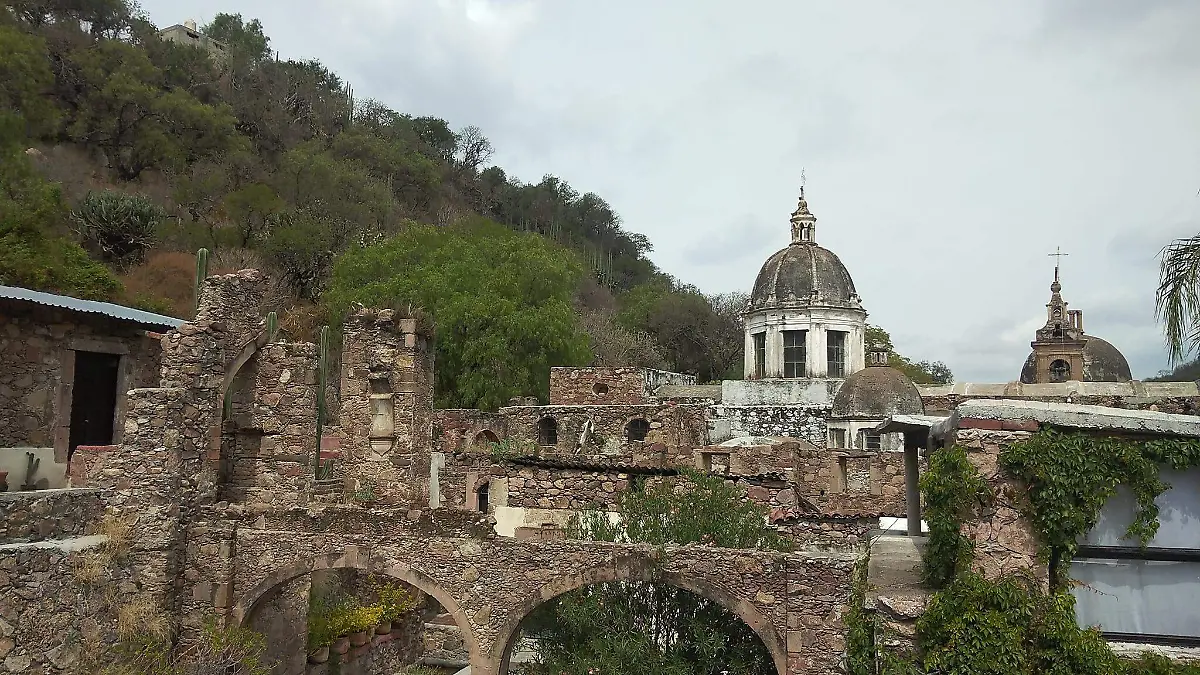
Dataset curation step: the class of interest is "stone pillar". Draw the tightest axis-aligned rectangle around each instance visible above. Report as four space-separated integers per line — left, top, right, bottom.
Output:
811 325 828 377
904 434 922 536
766 325 783 378
339 309 434 504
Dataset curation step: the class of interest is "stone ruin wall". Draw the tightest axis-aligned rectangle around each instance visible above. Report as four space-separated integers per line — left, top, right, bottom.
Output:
715 404 829 448
549 366 697 406
938 419 1047 583
500 403 709 455
0 300 162 490
433 409 507 453
922 391 1200 417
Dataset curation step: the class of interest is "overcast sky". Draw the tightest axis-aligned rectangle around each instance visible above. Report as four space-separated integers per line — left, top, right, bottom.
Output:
143 0 1200 382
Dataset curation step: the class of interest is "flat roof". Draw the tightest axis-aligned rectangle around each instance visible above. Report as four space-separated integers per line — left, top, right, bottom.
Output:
0 285 184 331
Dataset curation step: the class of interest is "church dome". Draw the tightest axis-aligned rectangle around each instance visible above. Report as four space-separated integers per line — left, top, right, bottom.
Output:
747 244 860 312
745 190 861 313
1019 335 1132 384
831 350 925 418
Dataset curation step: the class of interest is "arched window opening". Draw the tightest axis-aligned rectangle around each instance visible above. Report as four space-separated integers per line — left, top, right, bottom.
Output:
537 417 558 446
1049 359 1071 383
476 481 490 513
473 429 500 447
592 382 609 396
625 418 651 442
510 580 778 675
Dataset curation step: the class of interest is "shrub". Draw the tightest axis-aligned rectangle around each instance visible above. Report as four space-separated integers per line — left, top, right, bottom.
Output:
72 190 165 267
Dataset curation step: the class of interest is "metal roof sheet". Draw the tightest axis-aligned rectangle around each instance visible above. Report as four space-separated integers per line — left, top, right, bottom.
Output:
0 285 184 330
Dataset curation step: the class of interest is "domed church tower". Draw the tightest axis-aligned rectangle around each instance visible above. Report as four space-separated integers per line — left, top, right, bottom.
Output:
1019 262 1132 384
743 186 867 380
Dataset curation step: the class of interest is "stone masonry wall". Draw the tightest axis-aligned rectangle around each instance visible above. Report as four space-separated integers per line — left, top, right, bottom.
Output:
922 393 1200 417
434 410 507 453
500 403 708 455
338 309 435 505
226 342 319 509
715 404 829 447
228 526 856 675
0 489 103 543
942 423 1045 583
549 367 696 406
0 299 162 453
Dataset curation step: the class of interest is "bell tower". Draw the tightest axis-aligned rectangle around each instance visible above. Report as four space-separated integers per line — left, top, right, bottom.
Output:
1029 251 1086 383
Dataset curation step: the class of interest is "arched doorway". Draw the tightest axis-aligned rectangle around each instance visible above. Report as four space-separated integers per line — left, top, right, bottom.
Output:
491 559 785 675
474 429 500 447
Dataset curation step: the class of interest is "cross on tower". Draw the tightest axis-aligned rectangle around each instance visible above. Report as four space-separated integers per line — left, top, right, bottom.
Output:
1048 246 1068 281
800 168 806 199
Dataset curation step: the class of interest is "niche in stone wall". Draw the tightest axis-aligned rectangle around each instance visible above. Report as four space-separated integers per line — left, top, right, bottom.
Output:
625 418 651 442
369 375 394 453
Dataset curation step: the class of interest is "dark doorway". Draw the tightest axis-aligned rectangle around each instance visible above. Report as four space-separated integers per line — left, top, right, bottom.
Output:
68 351 121 457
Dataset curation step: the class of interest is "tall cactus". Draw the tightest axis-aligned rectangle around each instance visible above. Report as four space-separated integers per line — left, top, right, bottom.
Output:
266 311 279 343
315 326 330 476
194 248 209 314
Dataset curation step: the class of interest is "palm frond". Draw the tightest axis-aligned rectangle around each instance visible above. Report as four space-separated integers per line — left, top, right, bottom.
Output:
1155 234 1200 363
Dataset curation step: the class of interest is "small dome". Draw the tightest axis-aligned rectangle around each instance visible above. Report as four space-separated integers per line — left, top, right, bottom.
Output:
747 243 860 312
831 364 925 418
1019 335 1133 384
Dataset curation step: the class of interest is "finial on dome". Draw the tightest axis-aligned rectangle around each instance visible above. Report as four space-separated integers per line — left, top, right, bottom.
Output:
789 174 817 244
867 344 890 367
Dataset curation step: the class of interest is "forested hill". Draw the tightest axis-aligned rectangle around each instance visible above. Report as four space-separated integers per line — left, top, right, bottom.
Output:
0 2 950 408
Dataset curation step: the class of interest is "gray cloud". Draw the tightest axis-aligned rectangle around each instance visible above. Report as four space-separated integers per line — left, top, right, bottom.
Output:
143 0 1200 382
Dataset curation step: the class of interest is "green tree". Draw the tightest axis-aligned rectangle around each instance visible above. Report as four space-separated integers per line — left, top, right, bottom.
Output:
0 24 60 135
71 189 164 266
324 218 592 409
616 282 744 381
866 325 953 385
521 470 787 675
201 13 271 62
0 112 121 299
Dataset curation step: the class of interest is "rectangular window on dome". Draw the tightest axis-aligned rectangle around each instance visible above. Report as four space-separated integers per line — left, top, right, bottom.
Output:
752 333 766 379
861 430 881 451
827 330 847 378
829 428 846 448
783 330 807 378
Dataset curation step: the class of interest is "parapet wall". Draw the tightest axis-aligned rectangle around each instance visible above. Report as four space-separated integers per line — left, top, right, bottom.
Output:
549 367 697 406
919 381 1200 416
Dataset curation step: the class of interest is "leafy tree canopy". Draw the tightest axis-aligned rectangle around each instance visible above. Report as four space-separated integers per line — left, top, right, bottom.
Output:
201 12 271 62
867 325 954 385
324 218 592 409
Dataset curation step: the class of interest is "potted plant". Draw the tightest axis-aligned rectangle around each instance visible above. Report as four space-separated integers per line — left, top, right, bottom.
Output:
348 604 383 646
377 582 419 635
307 596 337 663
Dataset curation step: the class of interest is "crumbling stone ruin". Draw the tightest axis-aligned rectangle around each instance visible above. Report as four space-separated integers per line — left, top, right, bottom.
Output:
4 192 1200 673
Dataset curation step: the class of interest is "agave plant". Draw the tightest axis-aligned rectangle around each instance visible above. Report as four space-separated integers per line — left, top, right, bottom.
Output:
72 190 165 266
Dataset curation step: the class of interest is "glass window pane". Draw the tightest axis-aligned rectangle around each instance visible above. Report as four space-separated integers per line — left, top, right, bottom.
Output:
827 330 846 378
783 330 806 378
1081 469 1200 549
1071 558 1200 639
753 333 766 379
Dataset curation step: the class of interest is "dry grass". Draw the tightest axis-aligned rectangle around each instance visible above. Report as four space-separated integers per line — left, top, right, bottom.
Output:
70 550 109 585
99 513 137 558
117 594 172 642
119 251 199 319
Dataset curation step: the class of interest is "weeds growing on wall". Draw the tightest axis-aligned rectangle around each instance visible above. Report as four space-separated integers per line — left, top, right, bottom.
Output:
998 426 1200 568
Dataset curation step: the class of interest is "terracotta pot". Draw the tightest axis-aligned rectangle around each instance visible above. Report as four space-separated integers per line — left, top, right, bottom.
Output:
375 621 392 635
349 630 370 646
331 636 350 655
308 646 330 664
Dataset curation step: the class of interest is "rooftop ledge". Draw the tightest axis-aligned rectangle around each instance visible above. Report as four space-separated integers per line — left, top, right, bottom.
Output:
945 399 1200 439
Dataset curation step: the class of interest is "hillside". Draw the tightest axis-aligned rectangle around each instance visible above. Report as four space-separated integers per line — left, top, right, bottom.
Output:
0 2 948 407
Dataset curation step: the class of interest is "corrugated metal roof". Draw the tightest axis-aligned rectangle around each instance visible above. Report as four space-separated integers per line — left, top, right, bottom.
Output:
0 285 184 330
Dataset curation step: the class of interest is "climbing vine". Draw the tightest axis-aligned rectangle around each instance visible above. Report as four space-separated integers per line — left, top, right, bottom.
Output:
999 426 1200 566
919 445 989 588
856 434 1200 674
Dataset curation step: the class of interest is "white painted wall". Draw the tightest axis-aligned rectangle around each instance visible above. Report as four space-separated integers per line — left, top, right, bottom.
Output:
0 447 65 491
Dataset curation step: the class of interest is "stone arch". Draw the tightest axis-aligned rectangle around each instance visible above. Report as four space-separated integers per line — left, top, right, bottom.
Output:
536 416 558 446
231 551 482 668
490 555 786 675
474 429 500 446
624 417 651 442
